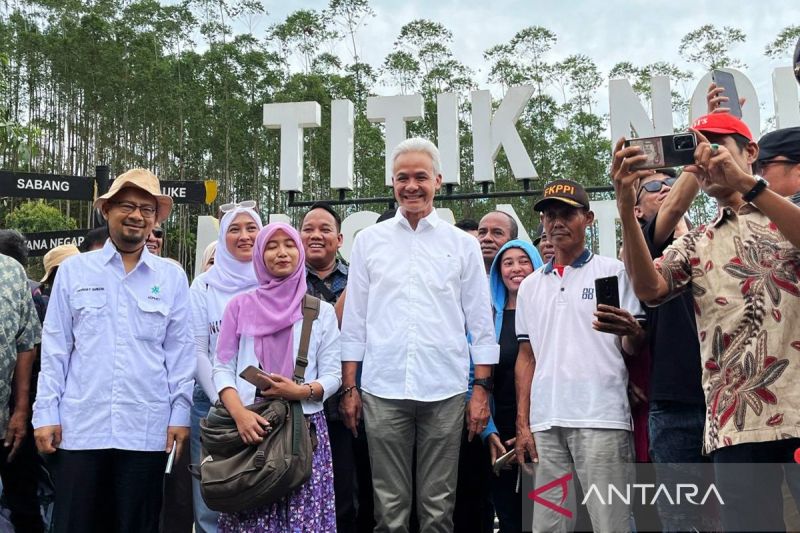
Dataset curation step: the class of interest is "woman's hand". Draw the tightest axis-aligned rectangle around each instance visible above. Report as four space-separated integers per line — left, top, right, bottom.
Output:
232 409 270 445
257 372 307 401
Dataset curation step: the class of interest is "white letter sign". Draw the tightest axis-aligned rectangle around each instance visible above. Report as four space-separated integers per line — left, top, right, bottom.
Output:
263 102 321 192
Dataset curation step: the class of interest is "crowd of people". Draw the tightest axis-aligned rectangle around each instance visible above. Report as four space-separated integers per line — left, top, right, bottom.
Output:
0 82 797 533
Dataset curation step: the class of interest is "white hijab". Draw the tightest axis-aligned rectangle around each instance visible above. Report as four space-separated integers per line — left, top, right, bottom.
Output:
203 206 263 293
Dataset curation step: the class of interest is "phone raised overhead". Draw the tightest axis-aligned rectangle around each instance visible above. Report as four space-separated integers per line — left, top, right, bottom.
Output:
712 70 743 118
624 132 697 170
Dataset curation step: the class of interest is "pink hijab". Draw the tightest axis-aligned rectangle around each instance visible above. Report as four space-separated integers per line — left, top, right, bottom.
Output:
216 223 307 378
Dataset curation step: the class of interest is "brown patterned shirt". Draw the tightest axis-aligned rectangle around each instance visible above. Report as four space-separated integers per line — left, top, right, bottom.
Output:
654 204 800 454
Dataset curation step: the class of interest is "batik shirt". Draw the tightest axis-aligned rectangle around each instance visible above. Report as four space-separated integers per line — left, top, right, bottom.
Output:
654 204 800 453
0 254 41 434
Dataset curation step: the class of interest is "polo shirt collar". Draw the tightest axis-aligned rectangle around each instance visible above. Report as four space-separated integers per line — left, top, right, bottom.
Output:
543 248 593 274
711 202 762 228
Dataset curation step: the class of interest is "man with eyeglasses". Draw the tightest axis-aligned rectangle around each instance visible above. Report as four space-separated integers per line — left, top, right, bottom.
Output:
755 127 800 205
32 169 195 533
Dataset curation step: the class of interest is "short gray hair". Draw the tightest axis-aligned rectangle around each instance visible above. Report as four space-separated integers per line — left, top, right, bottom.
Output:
391 137 442 177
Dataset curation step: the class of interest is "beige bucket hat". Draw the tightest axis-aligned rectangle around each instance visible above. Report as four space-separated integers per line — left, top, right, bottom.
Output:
40 244 80 283
94 168 173 223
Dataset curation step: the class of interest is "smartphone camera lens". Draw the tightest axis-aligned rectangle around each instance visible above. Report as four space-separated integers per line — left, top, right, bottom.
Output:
673 134 695 151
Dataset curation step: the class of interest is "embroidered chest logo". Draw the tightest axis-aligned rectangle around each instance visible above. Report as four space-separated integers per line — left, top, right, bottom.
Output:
151 285 161 295
581 288 594 300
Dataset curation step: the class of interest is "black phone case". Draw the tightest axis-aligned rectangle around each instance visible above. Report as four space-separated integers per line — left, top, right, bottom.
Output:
595 276 620 309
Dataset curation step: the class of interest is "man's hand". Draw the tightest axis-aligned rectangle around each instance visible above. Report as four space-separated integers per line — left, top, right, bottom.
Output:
4 410 28 462
339 387 362 438
166 426 190 461
611 138 657 214
514 428 538 474
628 382 648 409
34 425 62 454
466 387 490 442
593 304 642 337
707 82 746 114
692 129 757 194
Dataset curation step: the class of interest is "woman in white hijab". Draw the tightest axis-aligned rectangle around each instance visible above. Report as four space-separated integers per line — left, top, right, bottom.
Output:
189 203 262 532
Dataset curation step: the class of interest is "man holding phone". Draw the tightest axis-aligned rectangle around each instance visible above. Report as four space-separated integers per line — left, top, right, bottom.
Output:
514 179 645 532
612 113 800 532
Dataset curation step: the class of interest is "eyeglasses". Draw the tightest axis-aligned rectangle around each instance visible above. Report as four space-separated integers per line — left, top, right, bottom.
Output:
754 158 800 175
151 228 164 239
108 201 157 218
636 176 677 202
220 200 257 213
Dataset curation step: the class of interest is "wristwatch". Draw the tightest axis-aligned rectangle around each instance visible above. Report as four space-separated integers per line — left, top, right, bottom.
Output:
473 377 494 392
742 176 768 203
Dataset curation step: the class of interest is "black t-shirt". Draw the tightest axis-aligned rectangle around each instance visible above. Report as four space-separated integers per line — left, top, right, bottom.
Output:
494 309 519 438
642 215 704 405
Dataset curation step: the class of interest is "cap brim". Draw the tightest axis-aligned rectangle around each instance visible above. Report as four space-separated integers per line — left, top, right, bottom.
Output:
533 196 585 212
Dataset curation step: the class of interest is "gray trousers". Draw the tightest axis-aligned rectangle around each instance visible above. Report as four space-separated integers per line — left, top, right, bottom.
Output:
362 391 465 533
532 427 634 533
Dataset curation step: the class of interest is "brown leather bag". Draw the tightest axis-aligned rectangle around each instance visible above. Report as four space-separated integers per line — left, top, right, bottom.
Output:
193 295 320 513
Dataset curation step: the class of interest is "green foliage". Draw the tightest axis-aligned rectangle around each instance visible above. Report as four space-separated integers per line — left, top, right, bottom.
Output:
0 2 786 264
679 24 747 70
764 25 800 59
5 201 78 233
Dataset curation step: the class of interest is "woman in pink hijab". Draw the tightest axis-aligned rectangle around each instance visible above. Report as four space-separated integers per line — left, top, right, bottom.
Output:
213 222 341 532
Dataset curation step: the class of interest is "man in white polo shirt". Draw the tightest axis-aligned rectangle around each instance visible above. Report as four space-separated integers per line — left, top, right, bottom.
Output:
33 169 194 533
514 179 645 532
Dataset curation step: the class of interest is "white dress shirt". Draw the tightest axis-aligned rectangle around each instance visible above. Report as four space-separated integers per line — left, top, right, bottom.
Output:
212 300 342 414
340 209 498 402
33 240 195 452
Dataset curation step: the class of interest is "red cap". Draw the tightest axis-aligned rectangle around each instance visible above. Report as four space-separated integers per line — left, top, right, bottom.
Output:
691 113 753 141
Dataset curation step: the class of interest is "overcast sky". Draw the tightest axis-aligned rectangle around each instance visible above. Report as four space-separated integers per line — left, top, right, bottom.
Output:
228 0 799 122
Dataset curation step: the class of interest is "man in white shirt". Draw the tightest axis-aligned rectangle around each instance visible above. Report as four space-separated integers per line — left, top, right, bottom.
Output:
32 169 195 533
514 179 645 532
340 138 499 533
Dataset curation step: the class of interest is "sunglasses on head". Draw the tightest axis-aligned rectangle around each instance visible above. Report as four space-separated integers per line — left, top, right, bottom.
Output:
151 228 164 239
636 176 677 202
220 200 257 213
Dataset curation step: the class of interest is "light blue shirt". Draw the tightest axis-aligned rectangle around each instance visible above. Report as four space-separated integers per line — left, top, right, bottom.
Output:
33 240 195 451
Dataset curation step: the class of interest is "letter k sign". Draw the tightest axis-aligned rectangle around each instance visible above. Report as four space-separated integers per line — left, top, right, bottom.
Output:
528 472 573 518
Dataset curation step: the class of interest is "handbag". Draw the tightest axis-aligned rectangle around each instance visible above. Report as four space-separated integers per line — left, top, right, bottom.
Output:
192 295 321 513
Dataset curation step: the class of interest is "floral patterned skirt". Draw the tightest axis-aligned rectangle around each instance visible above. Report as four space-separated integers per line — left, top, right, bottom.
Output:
218 410 337 533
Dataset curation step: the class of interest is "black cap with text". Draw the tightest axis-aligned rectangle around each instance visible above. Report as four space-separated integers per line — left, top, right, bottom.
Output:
534 179 591 212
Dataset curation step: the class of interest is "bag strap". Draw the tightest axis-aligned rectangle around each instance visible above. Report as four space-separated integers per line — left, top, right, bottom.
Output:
293 295 320 384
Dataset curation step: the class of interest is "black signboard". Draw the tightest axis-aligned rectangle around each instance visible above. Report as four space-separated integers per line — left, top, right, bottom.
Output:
24 230 89 257
0 171 94 200
159 180 217 204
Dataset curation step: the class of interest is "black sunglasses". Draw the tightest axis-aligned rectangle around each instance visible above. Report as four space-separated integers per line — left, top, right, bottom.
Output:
151 228 164 239
636 176 677 202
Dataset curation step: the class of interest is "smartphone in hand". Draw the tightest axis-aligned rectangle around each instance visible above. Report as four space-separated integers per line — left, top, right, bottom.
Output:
712 70 742 118
239 365 272 389
595 276 620 309
493 448 516 476
624 132 697 170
